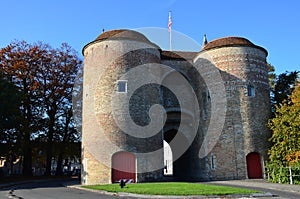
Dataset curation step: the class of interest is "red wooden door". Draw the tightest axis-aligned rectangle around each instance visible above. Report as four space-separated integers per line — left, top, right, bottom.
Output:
112 152 136 183
246 152 262 179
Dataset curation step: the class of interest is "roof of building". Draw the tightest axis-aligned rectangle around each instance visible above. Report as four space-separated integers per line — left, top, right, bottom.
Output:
161 51 197 60
94 29 152 43
83 30 267 57
202 36 268 55
83 29 160 54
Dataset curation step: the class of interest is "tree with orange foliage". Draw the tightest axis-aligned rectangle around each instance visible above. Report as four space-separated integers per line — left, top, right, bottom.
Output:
267 82 300 183
0 41 46 175
0 41 82 176
36 43 82 176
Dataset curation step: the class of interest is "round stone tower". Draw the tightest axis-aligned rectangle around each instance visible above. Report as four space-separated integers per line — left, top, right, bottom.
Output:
82 30 163 184
82 30 270 184
196 37 270 180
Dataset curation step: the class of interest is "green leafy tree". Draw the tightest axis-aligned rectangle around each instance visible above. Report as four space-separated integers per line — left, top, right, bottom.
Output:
267 83 300 183
273 71 299 105
268 69 298 114
0 74 22 168
268 63 276 90
0 41 44 175
0 74 21 143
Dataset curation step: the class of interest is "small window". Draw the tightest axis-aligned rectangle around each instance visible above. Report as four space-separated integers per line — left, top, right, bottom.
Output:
117 80 127 93
211 154 216 170
207 90 211 101
247 85 255 97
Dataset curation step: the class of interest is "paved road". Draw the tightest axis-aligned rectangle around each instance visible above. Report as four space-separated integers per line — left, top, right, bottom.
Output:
0 178 299 199
0 179 128 199
206 179 300 199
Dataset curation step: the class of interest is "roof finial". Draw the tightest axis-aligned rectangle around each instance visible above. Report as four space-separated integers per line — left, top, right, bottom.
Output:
202 34 208 49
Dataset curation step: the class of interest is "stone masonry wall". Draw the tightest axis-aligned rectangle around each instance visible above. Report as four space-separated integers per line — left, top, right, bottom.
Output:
82 32 270 184
82 39 162 184
198 46 270 180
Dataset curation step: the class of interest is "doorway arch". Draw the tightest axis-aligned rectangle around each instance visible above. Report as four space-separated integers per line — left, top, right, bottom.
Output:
164 127 193 179
246 152 262 179
111 151 136 183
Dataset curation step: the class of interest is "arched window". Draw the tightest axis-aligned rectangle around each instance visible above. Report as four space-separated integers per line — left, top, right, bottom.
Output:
163 140 173 175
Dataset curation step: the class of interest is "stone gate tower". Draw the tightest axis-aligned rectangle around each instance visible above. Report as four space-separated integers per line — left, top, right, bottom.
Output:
197 37 270 180
81 29 270 185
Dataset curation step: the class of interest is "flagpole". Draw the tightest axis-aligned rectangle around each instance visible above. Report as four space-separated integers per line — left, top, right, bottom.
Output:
168 11 172 51
170 26 172 51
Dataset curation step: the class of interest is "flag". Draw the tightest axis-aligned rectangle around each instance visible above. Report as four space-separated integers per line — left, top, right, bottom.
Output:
168 11 172 32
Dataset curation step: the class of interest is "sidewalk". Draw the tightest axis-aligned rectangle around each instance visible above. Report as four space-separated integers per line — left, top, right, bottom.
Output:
206 179 299 194
206 179 300 199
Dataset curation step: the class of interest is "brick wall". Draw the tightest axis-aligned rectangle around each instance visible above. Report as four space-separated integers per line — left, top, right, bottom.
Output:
82 31 270 184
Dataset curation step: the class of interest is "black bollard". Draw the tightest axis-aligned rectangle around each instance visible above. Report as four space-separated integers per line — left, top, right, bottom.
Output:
120 179 126 188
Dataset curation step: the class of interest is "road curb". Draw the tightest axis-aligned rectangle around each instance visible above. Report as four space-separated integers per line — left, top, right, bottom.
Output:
67 185 278 198
0 181 30 190
1 177 78 199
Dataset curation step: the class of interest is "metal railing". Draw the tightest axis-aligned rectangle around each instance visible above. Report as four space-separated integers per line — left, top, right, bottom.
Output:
266 166 300 185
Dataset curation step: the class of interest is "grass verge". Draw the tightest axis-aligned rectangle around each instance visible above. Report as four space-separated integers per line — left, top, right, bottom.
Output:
82 182 260 196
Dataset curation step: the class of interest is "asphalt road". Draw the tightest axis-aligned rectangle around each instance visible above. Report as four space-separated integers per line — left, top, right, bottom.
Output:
0 179 127 199
0 178 299 199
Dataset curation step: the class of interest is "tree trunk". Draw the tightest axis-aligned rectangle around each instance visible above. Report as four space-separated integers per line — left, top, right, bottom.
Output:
56 108 71 176
45 116 55 176
21 84 33 176
22 123 32 176
56 151 63 176
22 146 32 176
45 129 54 176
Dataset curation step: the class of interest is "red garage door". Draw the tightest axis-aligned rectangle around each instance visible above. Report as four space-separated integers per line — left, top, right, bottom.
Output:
112 152 136 183
246 152 262 179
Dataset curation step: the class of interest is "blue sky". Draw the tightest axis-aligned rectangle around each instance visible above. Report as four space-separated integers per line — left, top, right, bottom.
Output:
1 0 299 74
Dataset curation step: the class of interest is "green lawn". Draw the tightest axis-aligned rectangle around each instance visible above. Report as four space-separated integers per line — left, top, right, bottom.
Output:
83 182 260 196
